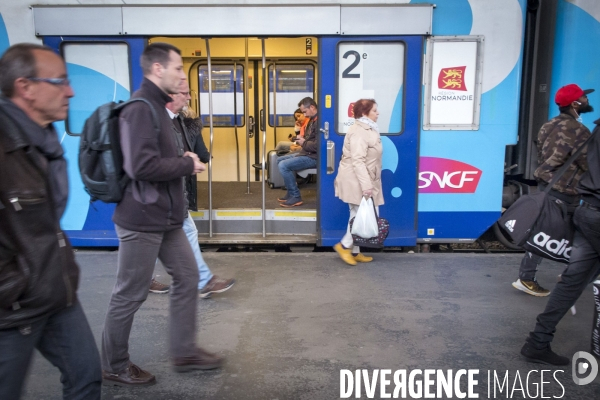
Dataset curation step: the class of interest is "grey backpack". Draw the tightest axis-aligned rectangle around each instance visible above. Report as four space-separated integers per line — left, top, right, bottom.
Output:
78 98 159 202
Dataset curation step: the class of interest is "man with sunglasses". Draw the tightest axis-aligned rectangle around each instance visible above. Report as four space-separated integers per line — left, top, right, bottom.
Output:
0 43 102 399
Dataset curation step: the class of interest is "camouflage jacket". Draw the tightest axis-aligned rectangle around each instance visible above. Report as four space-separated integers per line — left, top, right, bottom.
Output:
534 113 590 196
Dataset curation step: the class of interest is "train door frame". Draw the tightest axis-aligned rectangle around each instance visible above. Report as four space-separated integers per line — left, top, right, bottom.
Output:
317 35 423 247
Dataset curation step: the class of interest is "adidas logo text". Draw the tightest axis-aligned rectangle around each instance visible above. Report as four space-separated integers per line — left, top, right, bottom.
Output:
532 232 571 259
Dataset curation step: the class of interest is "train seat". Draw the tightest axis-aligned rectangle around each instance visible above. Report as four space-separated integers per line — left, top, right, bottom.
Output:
297 168 317 179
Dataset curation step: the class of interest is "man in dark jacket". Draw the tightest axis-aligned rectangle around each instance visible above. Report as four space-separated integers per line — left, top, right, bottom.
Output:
513 84 593 296
164 83 235 299
521 115 600 366
277 97 318 207
0 43 101 399
101 43 223 388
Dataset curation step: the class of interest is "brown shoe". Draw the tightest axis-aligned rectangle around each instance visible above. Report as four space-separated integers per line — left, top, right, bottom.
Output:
199 275 235 299
149 277 169 294
102 362 156 387
172 347 225 372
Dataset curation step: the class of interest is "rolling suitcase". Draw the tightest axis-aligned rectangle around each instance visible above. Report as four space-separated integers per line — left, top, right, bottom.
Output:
267 150 285 189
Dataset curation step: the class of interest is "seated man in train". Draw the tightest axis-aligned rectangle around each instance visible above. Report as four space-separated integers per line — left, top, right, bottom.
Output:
275 108 309 156
277 97 318 207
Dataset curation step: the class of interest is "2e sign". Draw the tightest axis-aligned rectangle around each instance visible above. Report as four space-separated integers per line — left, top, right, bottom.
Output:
306 38 313 55
342 50 368 78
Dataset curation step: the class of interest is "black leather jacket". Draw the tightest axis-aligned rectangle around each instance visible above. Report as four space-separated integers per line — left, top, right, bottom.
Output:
0 105 79 330
181 115 210 211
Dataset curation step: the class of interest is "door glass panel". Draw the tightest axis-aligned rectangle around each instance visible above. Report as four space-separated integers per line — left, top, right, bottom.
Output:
198 65 244 127
268 64 315 127
63 43 130 135
336 42 405 135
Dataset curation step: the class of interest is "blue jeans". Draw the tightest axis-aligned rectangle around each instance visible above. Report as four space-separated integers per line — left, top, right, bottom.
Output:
528 204 600 347
183 212 213 289
277 154 317 199
0 301 102 399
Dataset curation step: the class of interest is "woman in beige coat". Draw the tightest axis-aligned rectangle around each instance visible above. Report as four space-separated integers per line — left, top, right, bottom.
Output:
333 99 383 265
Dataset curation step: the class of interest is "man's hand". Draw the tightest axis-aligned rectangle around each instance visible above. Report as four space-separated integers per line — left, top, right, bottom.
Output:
296 137 305 146
184 151 206 174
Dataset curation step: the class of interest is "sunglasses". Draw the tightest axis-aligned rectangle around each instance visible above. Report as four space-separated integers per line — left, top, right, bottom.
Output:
27 77 71 87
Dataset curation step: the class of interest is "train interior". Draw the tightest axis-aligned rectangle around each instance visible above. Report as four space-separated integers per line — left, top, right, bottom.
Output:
153 37 319 244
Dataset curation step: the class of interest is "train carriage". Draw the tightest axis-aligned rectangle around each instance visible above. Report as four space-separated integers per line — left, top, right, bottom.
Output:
0 0 598 248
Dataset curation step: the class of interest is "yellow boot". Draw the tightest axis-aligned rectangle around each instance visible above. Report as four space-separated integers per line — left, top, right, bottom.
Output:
354 253 373 263
334 243 357 266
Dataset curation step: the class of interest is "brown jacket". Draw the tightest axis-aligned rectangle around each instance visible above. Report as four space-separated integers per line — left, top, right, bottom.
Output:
113 78 194 232
534 113 590 196
334 120 384 206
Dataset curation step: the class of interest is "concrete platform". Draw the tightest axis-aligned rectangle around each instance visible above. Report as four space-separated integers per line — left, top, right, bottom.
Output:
21 252 600 399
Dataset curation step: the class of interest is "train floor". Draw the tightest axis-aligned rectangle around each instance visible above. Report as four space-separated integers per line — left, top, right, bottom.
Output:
22 251 599 399
196 181 317 210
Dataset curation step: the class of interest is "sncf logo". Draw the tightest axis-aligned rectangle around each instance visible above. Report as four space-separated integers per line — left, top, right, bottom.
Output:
347 103 355 118
419 157 482 193
438 66 467 91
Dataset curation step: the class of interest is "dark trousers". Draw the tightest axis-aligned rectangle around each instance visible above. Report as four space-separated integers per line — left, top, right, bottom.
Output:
518 195 579 281
101 225 199 373
0 301 102 400
528 204 600 347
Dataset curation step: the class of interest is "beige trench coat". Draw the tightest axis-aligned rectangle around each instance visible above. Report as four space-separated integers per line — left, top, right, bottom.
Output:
334 120 384 206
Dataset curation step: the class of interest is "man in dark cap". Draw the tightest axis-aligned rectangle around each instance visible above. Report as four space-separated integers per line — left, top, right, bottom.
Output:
512 84 594 297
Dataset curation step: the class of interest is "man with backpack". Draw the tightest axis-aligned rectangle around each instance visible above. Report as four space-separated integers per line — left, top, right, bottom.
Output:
0 43 102 399
512 84 593 296
101 43 224 387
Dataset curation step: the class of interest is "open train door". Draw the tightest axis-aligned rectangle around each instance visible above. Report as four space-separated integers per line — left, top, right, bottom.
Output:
317 36 423 247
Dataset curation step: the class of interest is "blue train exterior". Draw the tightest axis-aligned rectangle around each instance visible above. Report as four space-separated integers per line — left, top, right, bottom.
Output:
0 0 598 247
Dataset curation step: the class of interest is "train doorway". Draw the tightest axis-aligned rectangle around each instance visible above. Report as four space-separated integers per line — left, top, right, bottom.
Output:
151 37 319 243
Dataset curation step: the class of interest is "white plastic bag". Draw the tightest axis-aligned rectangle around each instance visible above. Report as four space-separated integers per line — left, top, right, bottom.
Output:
351 197 378 238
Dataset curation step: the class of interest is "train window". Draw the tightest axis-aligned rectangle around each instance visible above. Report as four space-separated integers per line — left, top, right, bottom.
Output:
268 64 315 127
336 42 405 136
62 43 131 135
198 65 244 127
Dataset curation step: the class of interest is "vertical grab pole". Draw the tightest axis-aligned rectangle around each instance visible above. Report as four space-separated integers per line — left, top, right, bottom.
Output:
272 62 277 149
206 38 214 238
245 38 251 194
261 38 267 237
233 62 240 181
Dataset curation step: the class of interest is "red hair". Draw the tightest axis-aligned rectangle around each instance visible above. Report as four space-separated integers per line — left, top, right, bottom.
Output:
352 99 376 119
